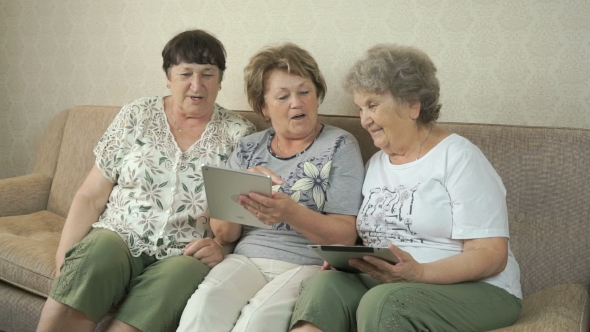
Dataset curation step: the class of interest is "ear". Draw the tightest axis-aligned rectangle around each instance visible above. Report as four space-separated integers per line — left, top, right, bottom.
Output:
409 101 421 120
261 105 270 120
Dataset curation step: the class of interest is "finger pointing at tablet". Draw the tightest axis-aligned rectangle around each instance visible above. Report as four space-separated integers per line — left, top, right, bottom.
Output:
247 166 284 185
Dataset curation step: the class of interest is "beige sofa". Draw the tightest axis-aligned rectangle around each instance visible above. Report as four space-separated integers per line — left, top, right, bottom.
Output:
1 105 589 332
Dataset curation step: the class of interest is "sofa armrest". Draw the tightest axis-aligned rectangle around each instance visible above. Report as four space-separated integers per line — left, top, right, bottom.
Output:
0 173 52 217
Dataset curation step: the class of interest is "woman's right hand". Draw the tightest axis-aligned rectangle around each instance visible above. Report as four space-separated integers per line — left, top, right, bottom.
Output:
247 166 284 186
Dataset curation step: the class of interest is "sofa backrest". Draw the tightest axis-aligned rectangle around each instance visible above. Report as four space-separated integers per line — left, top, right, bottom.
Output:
439 123 590 297
42 106 120 218
35 106 590 297
234 112 590 297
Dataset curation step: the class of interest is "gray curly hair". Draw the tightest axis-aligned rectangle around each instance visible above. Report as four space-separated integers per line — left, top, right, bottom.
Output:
345 44 441 127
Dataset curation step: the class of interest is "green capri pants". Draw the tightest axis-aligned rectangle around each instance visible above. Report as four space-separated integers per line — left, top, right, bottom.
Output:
49 228 210 332
290 270 522 332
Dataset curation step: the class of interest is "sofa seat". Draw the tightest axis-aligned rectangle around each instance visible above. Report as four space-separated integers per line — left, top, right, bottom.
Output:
0 210 64 297
494 284 589 331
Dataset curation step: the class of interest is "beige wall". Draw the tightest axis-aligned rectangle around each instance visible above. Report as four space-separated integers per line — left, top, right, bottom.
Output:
1 0 589 179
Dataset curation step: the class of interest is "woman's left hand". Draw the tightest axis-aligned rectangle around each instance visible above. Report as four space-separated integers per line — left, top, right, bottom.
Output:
349 243 425 283
183 238 224 268
239 191 293 226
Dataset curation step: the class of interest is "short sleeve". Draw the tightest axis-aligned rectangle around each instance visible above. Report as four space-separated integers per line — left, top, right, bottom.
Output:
323 134 365 216
93 104 137 183
446 148 510 239
226 145 242 170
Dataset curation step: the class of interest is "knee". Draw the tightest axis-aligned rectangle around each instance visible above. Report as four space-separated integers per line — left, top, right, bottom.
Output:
357 284 419 328
153 256 210 292
300 270 343 294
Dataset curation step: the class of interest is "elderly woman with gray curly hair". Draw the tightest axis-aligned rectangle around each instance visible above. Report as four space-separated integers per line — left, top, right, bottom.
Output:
290 44 522 332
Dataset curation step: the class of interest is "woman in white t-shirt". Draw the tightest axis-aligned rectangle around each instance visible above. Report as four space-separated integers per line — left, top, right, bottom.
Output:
290 44 522 332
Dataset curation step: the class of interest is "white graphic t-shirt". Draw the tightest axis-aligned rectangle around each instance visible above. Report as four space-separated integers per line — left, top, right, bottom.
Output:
358 134 522 299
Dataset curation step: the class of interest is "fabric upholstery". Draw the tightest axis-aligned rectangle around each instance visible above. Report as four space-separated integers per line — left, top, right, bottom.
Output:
0 173 52 218
493 284 589 332
0 106 588 332
0 211 64 296
47 106 119 218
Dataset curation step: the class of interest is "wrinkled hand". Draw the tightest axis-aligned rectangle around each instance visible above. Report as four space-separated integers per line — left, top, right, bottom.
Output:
247 166 284 186
349 243 425 283
239 191 294 226
183 238 224 268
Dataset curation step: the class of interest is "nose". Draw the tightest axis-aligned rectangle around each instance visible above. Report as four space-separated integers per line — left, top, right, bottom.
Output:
290 94 303 109
359 109 371 128
190 75 201 91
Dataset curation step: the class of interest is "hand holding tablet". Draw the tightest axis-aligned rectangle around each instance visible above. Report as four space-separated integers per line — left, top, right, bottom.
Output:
308 245 399 273
201 165 273 229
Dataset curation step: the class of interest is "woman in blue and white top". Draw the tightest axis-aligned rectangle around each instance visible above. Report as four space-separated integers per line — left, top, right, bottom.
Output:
178 43 365 332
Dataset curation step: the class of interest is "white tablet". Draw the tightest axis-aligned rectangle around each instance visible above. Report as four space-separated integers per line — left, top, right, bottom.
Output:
201 164 273 229
308 245 399 273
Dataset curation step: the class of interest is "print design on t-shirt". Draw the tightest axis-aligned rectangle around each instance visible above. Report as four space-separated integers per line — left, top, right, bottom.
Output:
358 183 425 246
235 134 349 231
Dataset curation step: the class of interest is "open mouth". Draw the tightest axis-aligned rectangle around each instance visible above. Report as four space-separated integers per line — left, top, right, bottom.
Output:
292 113 306 120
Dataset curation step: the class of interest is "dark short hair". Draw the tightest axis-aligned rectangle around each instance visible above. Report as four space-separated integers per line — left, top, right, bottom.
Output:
162 29 226 81
244 43 327 117
345 44 441 127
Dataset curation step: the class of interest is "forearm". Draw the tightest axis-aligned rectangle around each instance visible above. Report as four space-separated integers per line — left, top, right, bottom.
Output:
211 218 242 244
418 247 508 284
286 206 357 245
55 192 106 267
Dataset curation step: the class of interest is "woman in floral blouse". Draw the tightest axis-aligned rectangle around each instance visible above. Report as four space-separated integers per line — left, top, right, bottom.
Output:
177 43 365 332
36 30 254 332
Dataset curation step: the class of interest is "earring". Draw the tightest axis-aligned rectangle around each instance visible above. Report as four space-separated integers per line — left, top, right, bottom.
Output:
264 117 270 122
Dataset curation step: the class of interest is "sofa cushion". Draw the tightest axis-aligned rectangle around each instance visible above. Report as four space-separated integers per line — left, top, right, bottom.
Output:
0 211 63 297
492 284 589 331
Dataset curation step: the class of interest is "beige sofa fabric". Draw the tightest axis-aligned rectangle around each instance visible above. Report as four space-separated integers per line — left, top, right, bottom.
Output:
0 106 589 332
0 173 52 218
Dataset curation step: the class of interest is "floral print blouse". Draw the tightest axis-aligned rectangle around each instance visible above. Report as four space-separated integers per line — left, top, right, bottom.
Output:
93 96 255 259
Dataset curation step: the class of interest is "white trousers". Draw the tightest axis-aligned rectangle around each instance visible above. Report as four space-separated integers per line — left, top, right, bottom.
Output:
177 254 320 332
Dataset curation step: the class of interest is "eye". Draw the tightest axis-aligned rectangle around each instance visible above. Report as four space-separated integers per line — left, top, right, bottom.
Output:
180 73 191 77
300 90 309 95
368 104 377 110
278 95 288 101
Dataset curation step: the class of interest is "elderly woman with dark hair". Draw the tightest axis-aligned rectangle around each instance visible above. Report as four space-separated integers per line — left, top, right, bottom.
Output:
290 44 522 332
178 43 365 332
36 29 255 332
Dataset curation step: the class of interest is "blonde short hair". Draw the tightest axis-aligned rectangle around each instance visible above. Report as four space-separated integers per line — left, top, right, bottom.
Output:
244 43 327 117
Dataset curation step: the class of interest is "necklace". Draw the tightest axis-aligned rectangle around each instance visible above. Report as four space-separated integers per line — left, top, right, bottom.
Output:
275 127 318 158
171 108 202 139
416 125 433 161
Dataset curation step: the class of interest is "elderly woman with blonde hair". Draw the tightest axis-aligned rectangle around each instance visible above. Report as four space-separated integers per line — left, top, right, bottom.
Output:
178 43 365 332
290 44 522 332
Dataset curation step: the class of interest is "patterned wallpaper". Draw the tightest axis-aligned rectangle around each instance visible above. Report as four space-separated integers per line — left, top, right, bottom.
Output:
0 0 589 178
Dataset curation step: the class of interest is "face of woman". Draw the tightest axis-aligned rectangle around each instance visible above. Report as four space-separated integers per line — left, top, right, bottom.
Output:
262 70 319 140
167 62 221 116
354 90 420 157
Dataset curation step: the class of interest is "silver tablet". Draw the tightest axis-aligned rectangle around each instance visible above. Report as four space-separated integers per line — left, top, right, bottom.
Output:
202 165 273 229
308 245 399 273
